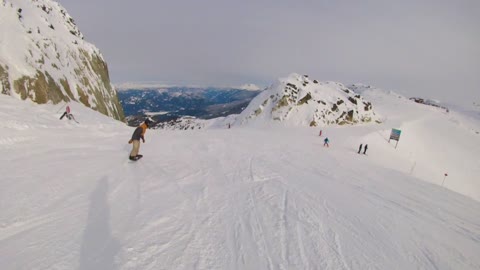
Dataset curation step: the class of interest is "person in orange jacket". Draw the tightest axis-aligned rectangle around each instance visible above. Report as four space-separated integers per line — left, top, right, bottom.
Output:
128 118 153 160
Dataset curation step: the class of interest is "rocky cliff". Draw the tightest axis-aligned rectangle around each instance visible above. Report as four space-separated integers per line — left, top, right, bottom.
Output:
0 0 124 121
235 73 380 127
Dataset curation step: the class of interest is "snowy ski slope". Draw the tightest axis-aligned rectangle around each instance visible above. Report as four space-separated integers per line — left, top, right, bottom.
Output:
1 93 480 269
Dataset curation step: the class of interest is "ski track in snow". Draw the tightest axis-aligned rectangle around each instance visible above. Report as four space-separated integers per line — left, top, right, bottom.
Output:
1 95 480 270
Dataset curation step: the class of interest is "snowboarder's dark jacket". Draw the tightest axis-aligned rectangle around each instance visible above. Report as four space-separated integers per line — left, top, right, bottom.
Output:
130 123 147 141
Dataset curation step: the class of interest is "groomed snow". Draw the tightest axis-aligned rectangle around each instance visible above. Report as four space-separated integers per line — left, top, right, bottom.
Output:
1 93 479 269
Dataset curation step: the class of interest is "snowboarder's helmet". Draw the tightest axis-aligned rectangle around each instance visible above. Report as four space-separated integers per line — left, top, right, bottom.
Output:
144 117 153 127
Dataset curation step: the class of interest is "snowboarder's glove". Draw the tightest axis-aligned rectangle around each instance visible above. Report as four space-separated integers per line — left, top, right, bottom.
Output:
128 140 132 144
142 138 145 143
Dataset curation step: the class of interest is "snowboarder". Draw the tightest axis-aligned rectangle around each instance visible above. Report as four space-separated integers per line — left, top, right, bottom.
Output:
319 130 322 136
59 105 78 123
324 137 329 147
358 144 363 154
128 118 153 161
59 105 71 120
363 144 368 155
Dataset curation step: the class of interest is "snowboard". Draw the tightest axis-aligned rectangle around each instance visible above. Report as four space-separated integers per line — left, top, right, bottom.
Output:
129 155 143 161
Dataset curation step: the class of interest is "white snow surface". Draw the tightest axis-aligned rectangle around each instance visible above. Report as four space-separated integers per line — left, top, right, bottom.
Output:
1 93 480 269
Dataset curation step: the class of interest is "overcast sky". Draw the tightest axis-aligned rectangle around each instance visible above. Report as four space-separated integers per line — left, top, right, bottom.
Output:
57 0 479 106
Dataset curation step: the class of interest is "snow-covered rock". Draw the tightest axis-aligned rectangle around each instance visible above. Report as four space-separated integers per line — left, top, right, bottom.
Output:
150 116 207 131
235 73 380 127
140 115 236 131
0 0 124 121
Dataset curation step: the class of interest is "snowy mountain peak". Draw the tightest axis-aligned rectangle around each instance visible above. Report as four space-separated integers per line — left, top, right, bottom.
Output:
0 0 124 121
235 73 380 127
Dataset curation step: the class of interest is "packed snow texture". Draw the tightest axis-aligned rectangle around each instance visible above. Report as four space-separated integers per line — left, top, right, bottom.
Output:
1 90 480 269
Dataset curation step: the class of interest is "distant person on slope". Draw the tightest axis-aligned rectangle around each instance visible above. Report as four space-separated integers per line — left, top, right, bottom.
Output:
363 144 368 155
59 105 78 123
358 144 363 154
128 118 153 161
324 137 330 147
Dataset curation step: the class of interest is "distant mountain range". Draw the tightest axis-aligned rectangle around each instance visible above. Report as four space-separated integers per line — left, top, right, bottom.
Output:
119 74 383 130
117 86 262 126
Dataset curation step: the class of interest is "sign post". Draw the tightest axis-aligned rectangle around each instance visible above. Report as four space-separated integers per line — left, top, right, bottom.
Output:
442 173 448 186
389 128 402 149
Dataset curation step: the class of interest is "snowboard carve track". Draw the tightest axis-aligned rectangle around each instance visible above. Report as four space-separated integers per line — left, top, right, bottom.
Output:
247 186 274 270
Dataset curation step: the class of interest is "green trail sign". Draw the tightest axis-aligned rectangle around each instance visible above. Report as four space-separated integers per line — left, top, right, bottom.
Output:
389 128 402 148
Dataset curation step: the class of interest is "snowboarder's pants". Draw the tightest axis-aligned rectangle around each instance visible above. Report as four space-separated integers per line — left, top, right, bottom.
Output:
60 112 72 120
130 140 140 157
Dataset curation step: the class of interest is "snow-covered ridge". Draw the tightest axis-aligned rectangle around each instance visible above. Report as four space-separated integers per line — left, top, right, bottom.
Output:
153 116 208 130
235 83 262 91
235 73 380 127
0 0 124 121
